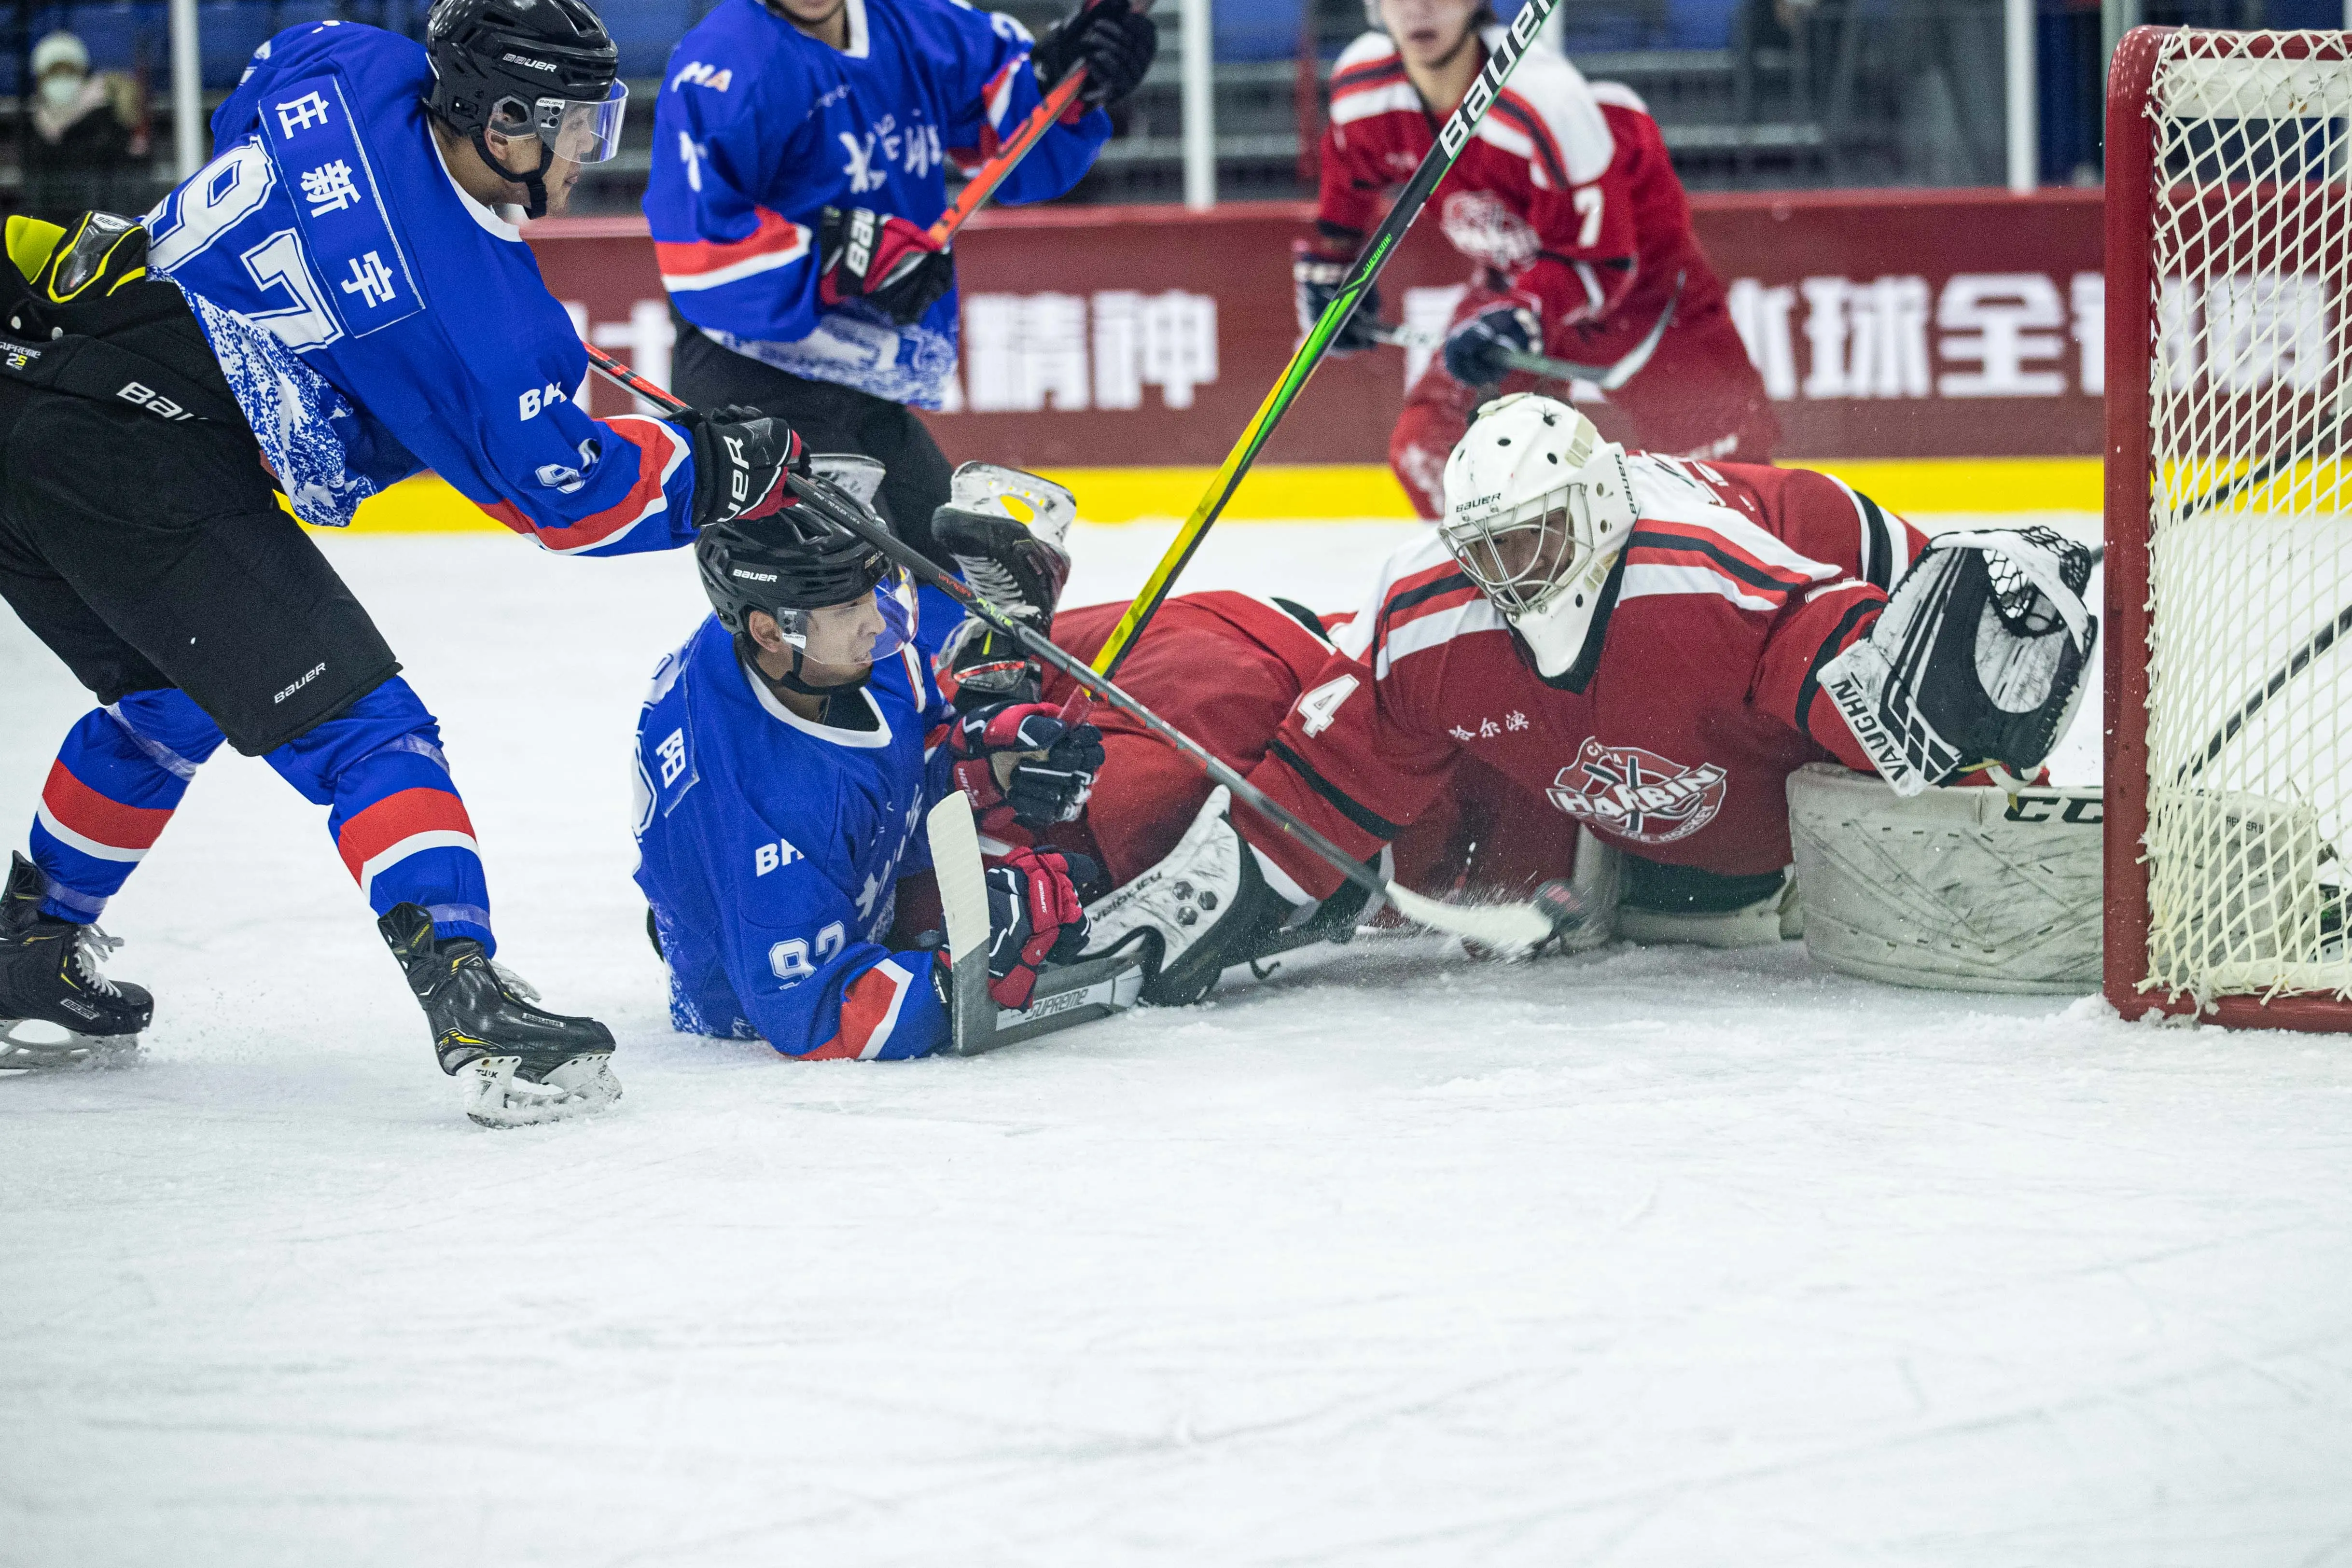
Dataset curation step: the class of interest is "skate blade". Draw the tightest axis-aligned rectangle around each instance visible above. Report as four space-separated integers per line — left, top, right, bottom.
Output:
456 1054 622 1128
0 1018 142 1074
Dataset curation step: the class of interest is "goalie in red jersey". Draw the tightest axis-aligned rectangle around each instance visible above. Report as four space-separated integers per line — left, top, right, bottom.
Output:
967 395 2096 1003
1300 0 1781 516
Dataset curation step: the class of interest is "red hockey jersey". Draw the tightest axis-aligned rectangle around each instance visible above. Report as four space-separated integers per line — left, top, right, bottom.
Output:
1239 459 1929 902
1317 30 1721 357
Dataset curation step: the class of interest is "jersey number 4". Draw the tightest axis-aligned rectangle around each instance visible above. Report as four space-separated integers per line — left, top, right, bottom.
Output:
1296 674 1360 737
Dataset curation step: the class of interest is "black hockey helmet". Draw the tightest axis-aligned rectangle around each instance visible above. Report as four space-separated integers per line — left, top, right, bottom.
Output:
424 0 626 217
699 513 889 631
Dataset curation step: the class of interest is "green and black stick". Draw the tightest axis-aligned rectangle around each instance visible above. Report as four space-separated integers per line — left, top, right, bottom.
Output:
1086 0 1567 679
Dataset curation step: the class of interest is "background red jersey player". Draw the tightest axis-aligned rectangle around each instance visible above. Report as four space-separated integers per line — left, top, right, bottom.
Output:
1299 0 1780 516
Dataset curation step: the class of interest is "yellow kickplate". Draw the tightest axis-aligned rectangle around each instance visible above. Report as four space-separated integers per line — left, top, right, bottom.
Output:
305 457 2105 535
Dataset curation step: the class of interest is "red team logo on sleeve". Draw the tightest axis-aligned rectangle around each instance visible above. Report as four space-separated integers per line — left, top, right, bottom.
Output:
1546 738 1728 845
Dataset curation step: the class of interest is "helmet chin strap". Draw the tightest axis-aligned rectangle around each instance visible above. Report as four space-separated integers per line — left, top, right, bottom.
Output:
471 127 555 220
773 644 876 696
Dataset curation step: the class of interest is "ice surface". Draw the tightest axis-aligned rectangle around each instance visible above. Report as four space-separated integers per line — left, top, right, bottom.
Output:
5 517 2350 1568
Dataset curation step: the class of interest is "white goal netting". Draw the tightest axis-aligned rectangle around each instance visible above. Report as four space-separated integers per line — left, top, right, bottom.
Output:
2138 30 2352 1005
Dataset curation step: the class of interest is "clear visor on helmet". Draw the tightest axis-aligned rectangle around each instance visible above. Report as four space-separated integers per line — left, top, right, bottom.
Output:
1441 487 1582 617
769 567 918 668
525 80 628 163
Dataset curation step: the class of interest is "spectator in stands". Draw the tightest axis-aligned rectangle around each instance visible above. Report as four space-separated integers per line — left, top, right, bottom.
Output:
1298 0 1779 516
21 30 147 225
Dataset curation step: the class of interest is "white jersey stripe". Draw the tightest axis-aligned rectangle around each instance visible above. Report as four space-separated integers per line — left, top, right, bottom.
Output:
1618 561 1780 613
1331 81 1424 127
1374 595 1510 680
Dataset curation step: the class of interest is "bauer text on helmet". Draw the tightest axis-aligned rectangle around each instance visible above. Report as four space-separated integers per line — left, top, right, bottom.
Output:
1439 393 1637 682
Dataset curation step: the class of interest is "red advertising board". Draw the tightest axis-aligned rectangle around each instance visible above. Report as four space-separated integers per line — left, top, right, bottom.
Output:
529 187 2102 466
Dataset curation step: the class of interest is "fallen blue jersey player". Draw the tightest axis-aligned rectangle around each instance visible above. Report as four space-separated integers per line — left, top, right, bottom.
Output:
633 464 1107 1058
644 0 1154 560
0 0 811 1124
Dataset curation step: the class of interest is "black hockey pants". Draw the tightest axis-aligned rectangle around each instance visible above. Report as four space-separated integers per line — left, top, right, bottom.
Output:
671 318 956 566
0 374 399 756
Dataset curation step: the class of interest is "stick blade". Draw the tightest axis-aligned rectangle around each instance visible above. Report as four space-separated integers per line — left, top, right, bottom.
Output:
925 792 999 1055
1384 884 1559 956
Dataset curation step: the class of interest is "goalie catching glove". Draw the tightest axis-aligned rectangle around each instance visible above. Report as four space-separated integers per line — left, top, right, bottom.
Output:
985 846 1095 1008
1820 527 2097 797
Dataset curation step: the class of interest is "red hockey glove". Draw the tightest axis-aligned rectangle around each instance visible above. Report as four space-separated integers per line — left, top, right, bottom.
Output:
1443 293 1544 388
686 404 808 530
1292 239 1384 357
949 700 1105 828
818 207 955 325
984 846 1096 1008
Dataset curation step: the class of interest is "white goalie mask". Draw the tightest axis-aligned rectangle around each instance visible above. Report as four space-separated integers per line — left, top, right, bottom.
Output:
1438 393 1637 681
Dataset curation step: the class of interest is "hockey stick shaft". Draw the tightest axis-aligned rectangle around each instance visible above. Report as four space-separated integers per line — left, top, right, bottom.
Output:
927 69 1090 246
927 0 1141 245
1085 0 1565 681
587 341 1554 947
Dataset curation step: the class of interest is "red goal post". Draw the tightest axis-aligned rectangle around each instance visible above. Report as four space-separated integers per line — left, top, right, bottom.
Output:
2105 26 2352 1029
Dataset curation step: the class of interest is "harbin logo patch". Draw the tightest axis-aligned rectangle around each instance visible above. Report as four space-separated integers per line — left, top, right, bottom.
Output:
1545 738 1728 845
1439 190 1541 271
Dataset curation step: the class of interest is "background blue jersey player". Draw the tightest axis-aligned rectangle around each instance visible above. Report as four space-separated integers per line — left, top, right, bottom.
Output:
634 462 1107 1059
644 0 1154 563
0 0 811 1124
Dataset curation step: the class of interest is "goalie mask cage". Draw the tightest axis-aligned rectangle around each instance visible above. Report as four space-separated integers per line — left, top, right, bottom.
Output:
2106 27 2352 1029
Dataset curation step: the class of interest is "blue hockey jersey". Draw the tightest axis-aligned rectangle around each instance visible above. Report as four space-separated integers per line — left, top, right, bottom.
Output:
144 21 698 553
632 589 969 1059
644 0 1110 409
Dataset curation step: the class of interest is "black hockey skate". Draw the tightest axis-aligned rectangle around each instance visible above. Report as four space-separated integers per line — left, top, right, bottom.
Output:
0 852 150 1070
378 903 620 1128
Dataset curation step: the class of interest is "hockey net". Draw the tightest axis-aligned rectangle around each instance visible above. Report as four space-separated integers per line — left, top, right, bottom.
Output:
2108 28 2352 1026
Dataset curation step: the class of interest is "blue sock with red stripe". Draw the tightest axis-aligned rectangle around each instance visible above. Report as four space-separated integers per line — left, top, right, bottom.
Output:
262 678 495 954
28 692 226 924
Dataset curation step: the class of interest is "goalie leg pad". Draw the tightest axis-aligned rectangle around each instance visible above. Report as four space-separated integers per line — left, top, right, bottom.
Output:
1787 762 2101 992
1822 527 2097 797
1081 786 1294 1005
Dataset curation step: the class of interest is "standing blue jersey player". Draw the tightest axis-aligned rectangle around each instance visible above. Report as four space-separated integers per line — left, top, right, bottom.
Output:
634 465 1105 1059
0 0 812 1125
644 0 1154 560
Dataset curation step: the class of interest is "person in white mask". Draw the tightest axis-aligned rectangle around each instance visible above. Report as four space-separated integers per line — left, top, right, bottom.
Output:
22 31 144 224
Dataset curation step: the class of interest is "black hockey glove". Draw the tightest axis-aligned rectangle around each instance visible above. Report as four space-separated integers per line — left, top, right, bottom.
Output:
686 404 808 531
1030 0 1158 110
984 846 1096 1009
1292 239 1383 357
949 700 1106 828
818 207 955 326
1443 294 1544 387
